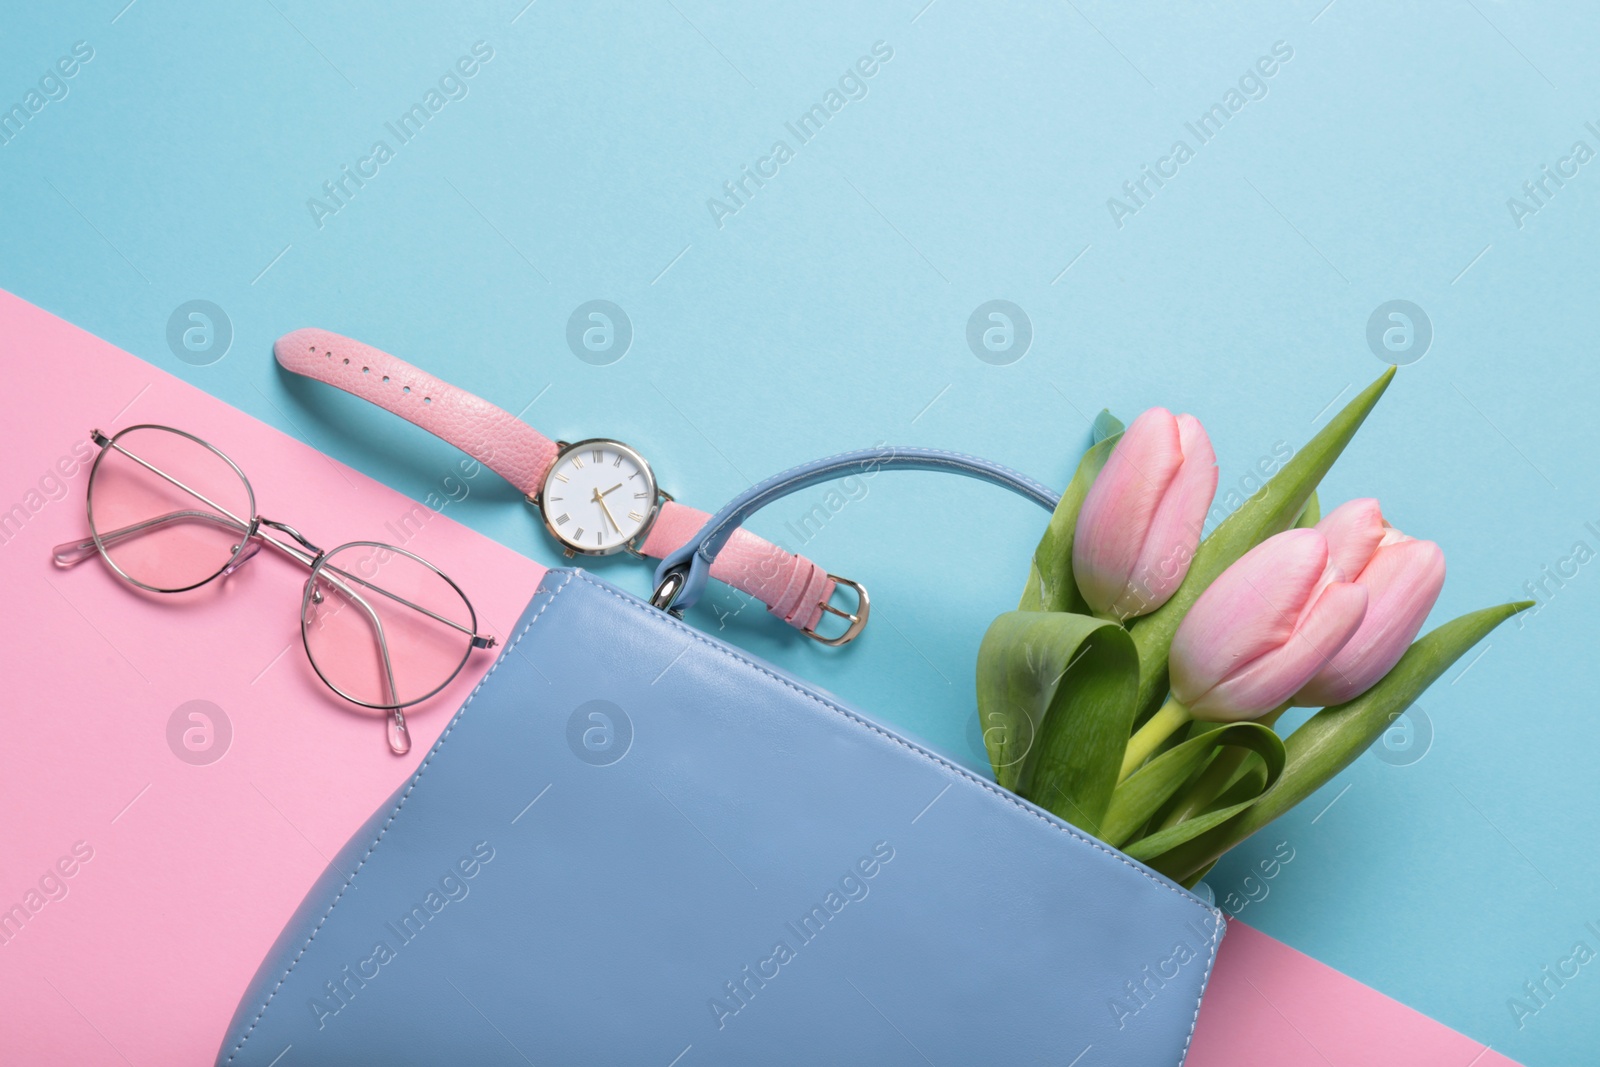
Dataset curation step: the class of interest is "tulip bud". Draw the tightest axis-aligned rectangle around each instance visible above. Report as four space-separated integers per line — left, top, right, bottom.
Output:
1073 407 1219 620
1292 499 1446 707
1170 528 1368 722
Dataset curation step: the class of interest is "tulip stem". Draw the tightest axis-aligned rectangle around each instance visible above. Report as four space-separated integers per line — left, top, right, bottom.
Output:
1119 697 1191 781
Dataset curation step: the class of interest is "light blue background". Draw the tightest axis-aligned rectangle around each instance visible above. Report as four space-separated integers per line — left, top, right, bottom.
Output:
3 1 1596 1061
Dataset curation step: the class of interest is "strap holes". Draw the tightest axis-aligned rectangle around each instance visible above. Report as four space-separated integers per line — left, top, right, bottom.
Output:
342 358 350 365
423 396 432 405
382 375 390 383
402 385 410 394
361 366 370 374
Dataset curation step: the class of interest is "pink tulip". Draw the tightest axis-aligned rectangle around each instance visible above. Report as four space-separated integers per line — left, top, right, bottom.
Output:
1169 528 1368 722
1073 407 1219 620
1293 499 1446 706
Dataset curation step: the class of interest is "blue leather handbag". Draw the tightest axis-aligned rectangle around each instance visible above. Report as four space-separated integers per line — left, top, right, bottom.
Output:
216 448 1224 1067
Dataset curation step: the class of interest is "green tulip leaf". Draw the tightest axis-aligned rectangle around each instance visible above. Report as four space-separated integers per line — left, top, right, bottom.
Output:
1127 369 1395 720
1018 421 1124 614
1295 489 1321 529
976 611 1138 833
1182 860 1218 890
1208 758 1270 811
1100 721 1285 847
1092 409 1125 443
1158 706 1287 829
1124 733 1284 864
1144 599 1532 882
1124 799 1259 863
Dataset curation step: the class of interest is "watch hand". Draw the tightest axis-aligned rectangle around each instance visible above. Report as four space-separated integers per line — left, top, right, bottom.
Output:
591 487 623 533
599 483 623 497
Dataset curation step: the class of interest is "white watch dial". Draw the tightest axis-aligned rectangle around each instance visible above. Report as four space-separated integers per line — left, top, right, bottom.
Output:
541 440 657 554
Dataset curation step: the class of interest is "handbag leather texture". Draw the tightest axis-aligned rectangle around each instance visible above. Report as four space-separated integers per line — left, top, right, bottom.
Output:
216 450 1224 1067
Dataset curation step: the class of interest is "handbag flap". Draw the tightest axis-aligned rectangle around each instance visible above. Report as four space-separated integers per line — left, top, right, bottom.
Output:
217 569 1223 1066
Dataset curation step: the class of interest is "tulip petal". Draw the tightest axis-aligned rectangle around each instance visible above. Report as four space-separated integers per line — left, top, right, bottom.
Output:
1117 414 1218 617
1129 369 1396 719
1316 498 1387 581
1377 525 1413 550
1295 538 1446 706
1169 529 1329 706
1073 408 1184 615
1192 579 1367 720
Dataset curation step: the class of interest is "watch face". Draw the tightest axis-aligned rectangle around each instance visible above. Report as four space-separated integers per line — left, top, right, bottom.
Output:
539 439 658 554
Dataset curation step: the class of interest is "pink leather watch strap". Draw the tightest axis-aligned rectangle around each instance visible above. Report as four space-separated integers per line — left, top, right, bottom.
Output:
274 328 557 497
639 501 837 632
275 327 846 636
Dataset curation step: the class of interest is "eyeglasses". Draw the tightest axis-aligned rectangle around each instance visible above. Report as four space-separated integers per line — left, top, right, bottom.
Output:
52 424 497 755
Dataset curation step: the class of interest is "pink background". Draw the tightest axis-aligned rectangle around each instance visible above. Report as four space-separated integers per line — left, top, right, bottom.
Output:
0 291 1513 1065
0 291 545 1065
1190 922 1515 1067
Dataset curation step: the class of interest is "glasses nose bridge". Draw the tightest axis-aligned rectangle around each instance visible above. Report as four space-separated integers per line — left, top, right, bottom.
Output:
257 516 325 561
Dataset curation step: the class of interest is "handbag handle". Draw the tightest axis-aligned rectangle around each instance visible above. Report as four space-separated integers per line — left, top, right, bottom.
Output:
651 446 1059 641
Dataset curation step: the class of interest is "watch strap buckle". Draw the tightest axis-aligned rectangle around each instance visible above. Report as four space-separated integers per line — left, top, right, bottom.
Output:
804 575 869 646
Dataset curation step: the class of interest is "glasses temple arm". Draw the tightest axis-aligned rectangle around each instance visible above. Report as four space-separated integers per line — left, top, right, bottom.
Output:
312 568 410 753
52 510 253 568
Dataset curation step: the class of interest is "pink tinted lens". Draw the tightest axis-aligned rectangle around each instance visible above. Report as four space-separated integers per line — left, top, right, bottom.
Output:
302 544 474 708
88 427 255 591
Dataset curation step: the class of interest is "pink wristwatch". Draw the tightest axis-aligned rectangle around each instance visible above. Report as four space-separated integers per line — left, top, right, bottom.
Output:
274 329 866 643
